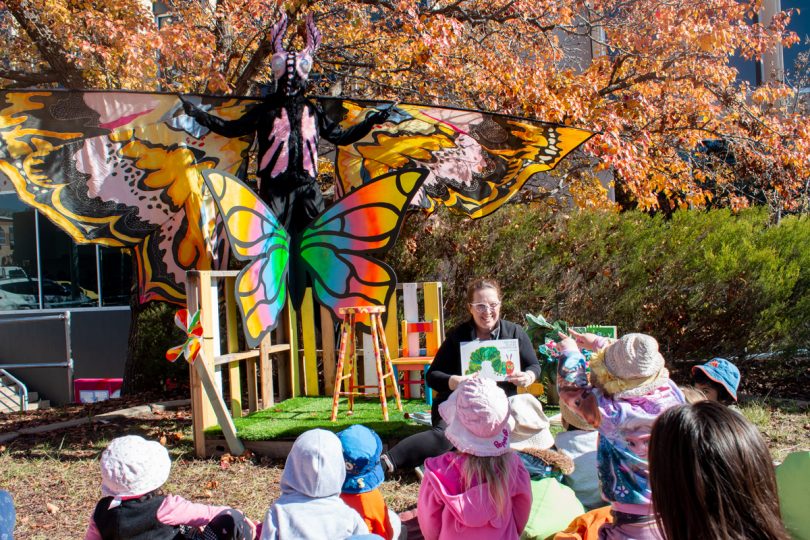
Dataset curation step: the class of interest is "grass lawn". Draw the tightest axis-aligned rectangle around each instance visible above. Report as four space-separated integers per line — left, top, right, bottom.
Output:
206 396 435 441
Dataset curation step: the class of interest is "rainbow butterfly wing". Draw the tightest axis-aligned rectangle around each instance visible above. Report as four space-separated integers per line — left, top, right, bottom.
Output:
202 170 290 348
299 168 429 327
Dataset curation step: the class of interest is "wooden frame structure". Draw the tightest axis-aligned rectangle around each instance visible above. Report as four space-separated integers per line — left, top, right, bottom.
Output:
186 272 444 457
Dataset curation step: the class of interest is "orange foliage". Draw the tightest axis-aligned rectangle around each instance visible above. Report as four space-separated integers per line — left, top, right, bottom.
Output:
0 0 807 213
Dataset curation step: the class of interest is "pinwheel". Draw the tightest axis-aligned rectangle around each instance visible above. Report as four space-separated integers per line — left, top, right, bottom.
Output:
166 307 244 455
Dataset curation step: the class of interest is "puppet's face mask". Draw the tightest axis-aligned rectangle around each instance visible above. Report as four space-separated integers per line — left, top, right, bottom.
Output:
269 14 320 97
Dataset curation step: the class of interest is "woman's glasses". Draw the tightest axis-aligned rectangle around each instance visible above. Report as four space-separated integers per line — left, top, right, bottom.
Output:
469 302 501 313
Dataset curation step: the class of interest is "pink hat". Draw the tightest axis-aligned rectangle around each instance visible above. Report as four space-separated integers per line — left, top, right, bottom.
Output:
439 378 511 457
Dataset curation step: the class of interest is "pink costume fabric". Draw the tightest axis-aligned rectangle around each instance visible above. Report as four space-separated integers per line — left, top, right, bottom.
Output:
417 451 532 540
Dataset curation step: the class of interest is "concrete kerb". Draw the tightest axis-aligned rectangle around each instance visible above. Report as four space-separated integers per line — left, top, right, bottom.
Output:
0 399 191 444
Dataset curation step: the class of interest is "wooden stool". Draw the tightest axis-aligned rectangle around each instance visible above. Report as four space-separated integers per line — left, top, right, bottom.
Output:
330 306 403 421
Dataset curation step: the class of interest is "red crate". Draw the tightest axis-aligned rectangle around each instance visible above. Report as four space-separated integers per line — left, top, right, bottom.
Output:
73 378 123 403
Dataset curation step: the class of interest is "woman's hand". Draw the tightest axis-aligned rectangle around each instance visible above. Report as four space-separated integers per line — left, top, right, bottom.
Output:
506 370 536 388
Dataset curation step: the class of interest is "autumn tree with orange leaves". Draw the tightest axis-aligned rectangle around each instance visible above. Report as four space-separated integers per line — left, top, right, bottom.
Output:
0 0 808 215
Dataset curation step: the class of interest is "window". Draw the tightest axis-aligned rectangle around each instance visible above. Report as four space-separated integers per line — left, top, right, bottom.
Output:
0 190 132 310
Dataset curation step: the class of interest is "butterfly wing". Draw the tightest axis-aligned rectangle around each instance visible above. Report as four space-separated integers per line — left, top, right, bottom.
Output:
202 169 290 348
298 168 428 327
0 90 260 304
320 98 594 219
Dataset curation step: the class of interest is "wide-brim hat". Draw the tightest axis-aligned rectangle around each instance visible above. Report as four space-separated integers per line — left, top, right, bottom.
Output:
507 394 554 451
593 334 670 398
559 400 595 431
101 435 171 505
440 378 511 457
337 425 385 494
604 334 665 379
692 358 740 401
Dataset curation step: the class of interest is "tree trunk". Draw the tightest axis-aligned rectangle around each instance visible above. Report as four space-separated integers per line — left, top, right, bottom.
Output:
121 270 143 395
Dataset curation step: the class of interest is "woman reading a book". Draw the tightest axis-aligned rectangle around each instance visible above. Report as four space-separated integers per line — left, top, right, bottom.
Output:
380 277 541 474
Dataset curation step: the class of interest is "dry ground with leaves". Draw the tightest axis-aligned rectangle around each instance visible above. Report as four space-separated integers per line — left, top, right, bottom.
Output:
1 382 807 539
0 397 422 539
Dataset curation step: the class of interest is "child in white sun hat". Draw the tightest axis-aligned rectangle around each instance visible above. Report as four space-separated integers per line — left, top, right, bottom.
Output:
85 435 257 540
417 377 532 540
557 331 685 540
507 394 584 540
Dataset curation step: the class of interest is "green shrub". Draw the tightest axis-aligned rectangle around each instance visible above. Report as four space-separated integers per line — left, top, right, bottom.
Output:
126 301 189 394
388 205 810 361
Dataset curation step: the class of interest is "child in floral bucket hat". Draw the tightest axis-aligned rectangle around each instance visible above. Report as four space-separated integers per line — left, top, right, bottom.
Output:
337 425 404 540
417 377 532 540
691 358 740 404
557 332 685 540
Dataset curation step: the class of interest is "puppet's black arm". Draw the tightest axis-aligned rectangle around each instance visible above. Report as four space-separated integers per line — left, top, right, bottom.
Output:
182 98 263 137
317 102 392 146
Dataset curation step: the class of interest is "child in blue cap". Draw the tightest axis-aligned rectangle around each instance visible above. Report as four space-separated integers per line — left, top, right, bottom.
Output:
692 358 740 404
337 425 405 540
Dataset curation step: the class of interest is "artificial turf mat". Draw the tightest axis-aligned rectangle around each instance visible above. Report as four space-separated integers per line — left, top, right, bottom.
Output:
205 396 433 441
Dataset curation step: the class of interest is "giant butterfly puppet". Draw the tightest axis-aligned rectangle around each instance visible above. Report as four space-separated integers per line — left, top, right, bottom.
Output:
0 12 593 347
181 14 392 238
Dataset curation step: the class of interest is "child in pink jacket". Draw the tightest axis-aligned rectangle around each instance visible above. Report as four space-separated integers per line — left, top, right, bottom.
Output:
85 435 257 540
417 377 532 540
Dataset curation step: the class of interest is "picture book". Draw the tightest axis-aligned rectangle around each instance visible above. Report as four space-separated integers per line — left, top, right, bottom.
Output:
460 339 520 381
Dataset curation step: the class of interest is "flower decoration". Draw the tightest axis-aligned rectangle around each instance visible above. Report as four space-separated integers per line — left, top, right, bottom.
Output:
166 309 203 364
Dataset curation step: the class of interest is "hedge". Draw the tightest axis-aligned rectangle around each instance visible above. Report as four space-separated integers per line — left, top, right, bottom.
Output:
386 205 810 362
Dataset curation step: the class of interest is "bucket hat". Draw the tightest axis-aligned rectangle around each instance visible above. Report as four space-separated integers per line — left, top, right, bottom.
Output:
593 333 669 398
337 425 385 494
508 394 554 451
101 435 171 507
439 378 511 457
692 358 740 401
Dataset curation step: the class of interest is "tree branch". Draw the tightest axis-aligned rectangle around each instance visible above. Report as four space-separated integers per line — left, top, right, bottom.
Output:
0 68 61 86
4 0 87 88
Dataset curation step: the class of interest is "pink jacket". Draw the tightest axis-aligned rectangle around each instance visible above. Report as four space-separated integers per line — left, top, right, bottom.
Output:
418 452 532 540
84 494 235 540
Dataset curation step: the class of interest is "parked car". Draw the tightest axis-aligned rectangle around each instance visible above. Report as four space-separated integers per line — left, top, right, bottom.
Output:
0 278 95 309
0 278 37 310
55 280 98 301
0 266 27 280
